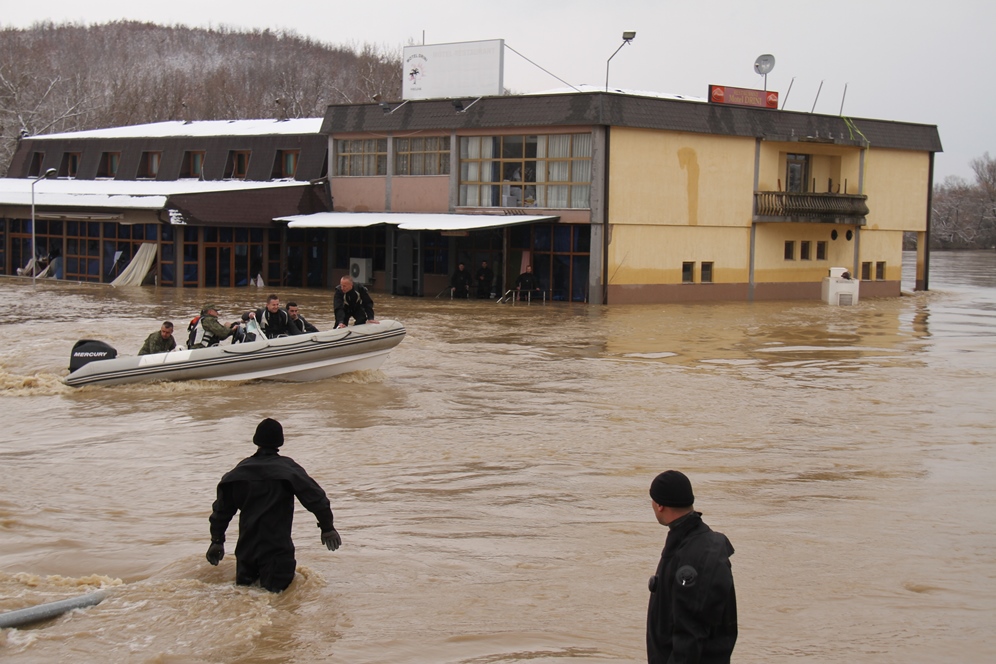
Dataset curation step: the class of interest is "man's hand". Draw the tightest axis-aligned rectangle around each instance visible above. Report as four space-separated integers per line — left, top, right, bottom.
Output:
206 542 225 565
321 528 342 551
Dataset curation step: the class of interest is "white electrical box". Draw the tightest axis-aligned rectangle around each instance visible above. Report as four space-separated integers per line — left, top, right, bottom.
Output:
822 267 859 305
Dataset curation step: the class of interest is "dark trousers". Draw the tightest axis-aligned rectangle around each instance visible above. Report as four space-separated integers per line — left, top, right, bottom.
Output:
236 555 297 593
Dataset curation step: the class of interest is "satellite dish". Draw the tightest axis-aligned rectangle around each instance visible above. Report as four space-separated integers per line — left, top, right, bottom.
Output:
754 54 775 75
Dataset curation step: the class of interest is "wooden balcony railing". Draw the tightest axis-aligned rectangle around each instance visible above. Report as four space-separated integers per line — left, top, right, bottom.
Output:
754 191 869 225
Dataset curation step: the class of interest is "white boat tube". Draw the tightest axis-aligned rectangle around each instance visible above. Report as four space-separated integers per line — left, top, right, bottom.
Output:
0 590 106 629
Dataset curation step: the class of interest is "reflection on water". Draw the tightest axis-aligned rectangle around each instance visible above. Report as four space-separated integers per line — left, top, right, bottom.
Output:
1 251 995 662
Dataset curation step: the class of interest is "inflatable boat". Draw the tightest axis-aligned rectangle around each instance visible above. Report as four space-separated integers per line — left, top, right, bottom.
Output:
63 320 406 388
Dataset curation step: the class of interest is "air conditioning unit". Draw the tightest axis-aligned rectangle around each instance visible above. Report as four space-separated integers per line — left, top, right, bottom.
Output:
349 257 373 284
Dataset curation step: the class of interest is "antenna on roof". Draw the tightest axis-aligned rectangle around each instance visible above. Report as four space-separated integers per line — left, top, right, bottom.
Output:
838 83 848 116
753 54 775 92
780 77 795 109
810 80 824 113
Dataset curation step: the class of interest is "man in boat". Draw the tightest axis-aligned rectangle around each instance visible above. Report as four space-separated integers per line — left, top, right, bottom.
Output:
450 262 472 299
334 276 377 329
249 294 302 339
206 418 341 593
190 305 241 348
287 301 318 333
138 321 176 355
646 470 737 664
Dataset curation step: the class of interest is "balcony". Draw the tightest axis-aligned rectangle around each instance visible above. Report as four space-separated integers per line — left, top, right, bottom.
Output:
754 191 868 225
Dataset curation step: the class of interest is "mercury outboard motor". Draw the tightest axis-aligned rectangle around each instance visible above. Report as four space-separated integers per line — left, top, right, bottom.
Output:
68 340 118 372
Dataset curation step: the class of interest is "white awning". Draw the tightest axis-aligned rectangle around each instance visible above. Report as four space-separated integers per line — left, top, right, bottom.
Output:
278 212 559 231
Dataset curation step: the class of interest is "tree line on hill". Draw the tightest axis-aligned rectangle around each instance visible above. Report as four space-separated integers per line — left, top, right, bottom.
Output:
0 21 402 174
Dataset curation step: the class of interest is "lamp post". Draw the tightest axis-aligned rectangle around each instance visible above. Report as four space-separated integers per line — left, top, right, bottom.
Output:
605 31 636 92
30 168 57 285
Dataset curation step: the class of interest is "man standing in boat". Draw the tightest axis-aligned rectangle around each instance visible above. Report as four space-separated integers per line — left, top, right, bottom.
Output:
206 418 341 593
334 276 377 328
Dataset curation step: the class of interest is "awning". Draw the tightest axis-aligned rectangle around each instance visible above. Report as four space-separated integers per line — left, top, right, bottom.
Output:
278 212 559 231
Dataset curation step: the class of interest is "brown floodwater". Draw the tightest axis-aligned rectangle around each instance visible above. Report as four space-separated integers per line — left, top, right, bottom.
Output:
1 251 994 663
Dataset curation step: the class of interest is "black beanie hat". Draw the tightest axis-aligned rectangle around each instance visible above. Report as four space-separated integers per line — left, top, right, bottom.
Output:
649 470 694 507
253 418 284 448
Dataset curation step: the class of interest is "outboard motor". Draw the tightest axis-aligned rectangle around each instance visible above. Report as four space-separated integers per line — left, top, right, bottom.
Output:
68 340 118 372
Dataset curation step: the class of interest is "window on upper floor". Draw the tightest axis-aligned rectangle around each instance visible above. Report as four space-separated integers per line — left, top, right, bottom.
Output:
225 150 251 179
786 153 809 193
59 152 81 178
395 136 450 175
816 240 828 260
458 134 592 209
784 240 795 260
28 152 44 177
335 139 387 176
138 151 161 179
180 151 206 178
800 240 812 260
272 150 300 179
96 152 121 178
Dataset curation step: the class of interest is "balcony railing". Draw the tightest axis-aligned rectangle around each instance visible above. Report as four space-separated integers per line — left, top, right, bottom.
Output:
754 191 868 225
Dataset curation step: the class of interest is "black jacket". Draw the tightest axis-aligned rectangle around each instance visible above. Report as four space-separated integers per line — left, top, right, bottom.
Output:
209 448 334 562
451 268 473 295
333 284 375 326
647 512 737 664
515 271 539 291
291 315 318 333
253 307 302 339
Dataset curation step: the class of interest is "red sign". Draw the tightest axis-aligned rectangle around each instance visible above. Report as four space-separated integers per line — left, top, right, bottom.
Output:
708 85 778 109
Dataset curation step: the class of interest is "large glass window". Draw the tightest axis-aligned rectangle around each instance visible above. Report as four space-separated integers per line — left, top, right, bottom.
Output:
458 134 592 209
395 136 450 175
336 139 388 176
786 153 810 193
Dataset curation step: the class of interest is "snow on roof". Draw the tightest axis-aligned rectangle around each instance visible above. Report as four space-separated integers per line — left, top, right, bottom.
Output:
0 178 308 210
528 83 706 102
26 118 324 140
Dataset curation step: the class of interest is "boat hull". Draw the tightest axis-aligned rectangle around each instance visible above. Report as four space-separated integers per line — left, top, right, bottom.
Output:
64 320 406 387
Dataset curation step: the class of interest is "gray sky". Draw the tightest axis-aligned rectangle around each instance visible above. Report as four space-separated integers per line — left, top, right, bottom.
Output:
4 0 991 183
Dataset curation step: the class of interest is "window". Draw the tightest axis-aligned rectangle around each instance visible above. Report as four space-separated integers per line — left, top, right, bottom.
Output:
701 262 713 283
876 261 886 280
784 241 795 260
458 133 592 209
861 262 872 280
816 240 828 260
225 150 251 179
28 152 44 177
786 153 809 193
96 152 120 178
395 136 450 175
59 152 81 178
682 261 695 283
800 241 811 260
272 150 300 178
138 151 161 179
180 151 206 178
422 232 450 275
336 139 387 176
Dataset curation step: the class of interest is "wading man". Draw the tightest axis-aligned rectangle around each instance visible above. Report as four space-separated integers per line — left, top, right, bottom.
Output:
647 470 737 663
206 418 341 592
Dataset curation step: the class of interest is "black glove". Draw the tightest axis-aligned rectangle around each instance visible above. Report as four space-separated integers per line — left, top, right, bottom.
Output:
206 542 225 565
321 528 341 551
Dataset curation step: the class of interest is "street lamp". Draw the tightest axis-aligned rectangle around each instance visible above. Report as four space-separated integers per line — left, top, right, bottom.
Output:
31 167 57 285
605 31 636 92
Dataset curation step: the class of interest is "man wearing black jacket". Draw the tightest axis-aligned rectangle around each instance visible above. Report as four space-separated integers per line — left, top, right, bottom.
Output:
646 470 737 663
250 294 302 338
206 418 341 592
334 276 377 328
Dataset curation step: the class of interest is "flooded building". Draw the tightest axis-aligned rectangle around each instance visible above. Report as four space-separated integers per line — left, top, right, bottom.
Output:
1 91 941 302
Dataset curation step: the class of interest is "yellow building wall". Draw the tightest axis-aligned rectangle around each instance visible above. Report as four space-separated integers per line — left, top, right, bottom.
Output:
857 229 905 281
757 142 863 194
608 128 755 228
863 148 930 232
608 225 750 285
753 223 856 283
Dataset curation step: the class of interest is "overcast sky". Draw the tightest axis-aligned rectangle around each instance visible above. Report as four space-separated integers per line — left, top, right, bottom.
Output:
3 0 991 182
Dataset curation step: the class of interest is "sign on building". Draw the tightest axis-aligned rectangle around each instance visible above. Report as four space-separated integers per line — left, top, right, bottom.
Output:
708 85 778 109
402 39 504 100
